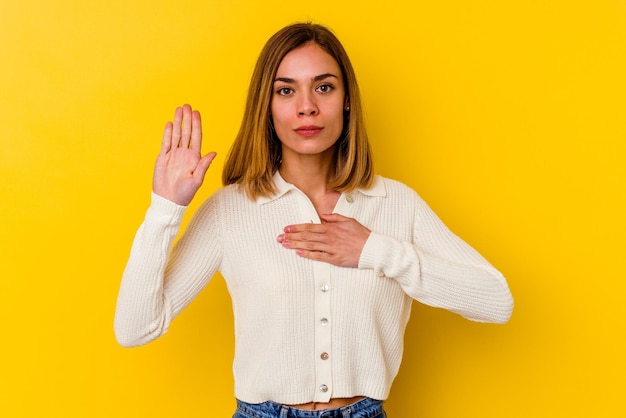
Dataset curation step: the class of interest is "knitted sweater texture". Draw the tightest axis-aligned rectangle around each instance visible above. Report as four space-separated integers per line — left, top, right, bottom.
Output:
114 173 513 404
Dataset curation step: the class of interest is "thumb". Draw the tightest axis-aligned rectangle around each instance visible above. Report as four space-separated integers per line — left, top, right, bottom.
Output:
193 152 217 183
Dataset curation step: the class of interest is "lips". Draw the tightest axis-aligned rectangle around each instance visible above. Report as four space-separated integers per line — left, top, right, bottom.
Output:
294 125 323 137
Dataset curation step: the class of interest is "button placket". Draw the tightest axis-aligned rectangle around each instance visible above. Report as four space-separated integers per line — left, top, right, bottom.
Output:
313 261 332 402
294 189 334 402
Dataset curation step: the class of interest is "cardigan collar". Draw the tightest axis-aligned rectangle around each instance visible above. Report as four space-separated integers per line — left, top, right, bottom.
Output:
256 171 386 205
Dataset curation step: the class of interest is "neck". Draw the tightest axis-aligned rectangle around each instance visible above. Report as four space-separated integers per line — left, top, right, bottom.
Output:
279 150 337 202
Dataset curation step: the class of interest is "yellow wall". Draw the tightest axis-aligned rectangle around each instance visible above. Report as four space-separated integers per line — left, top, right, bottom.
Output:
1 1 624 416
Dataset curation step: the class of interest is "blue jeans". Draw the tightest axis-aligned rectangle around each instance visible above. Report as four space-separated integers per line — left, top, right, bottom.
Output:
233 397 386 418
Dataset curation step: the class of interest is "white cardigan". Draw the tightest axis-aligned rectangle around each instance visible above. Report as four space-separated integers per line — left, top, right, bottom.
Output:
114 172 513 404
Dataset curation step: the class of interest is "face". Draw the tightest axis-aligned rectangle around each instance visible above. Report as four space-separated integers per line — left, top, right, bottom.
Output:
271 43 347 162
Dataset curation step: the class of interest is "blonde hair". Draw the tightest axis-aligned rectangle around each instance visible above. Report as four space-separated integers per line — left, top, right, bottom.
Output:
222 22 374 199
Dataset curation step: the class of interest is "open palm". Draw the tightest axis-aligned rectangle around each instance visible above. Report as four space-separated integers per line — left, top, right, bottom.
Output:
153 104 216 206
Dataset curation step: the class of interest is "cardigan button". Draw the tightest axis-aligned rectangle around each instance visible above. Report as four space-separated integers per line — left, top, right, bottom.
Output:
320 318 329 326
320 352 329 360
345 195 354 203
319 384 328 393
320 284 330 293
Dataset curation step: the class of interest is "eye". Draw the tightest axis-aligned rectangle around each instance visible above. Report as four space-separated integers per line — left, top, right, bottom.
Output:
316 84 333 93
276 87 294 96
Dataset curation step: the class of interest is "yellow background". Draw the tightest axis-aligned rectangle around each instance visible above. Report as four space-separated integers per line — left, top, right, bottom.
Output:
1 0 624 416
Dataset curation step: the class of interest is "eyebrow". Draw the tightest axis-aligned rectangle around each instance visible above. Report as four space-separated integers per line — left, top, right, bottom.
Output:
274 73 339 84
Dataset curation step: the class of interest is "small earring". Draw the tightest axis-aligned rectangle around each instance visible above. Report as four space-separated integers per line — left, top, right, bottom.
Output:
345 105 350 111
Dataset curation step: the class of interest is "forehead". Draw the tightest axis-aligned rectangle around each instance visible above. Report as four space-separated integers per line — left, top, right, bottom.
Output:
275 43 342 79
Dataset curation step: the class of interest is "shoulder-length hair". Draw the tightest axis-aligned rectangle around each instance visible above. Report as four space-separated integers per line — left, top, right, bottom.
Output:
222 22 374 200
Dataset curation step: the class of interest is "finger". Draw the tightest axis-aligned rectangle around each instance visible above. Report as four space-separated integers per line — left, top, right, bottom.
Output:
284 230 328 246
193 152 217 184
291 239 331 252
299 249 356 268
284 223 327 234
190 110 202 152
320 213 350 223
172 106 183 147
181 104 193 148
296 249 334 263
280 233 330 251
161 121 173 155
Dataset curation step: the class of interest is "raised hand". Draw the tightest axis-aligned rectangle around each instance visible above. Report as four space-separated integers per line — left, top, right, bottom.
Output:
276 213 371 268
153 104 217 206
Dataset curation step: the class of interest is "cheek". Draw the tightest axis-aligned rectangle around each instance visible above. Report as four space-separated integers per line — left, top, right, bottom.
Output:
271 112 288 131
270 106 289 131
329 106 346 128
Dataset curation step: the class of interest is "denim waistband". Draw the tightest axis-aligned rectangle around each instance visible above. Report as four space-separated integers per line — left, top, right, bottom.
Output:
235 397 384 418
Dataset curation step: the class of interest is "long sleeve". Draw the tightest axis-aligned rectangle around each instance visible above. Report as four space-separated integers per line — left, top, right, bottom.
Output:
114 192 223 347
113 175 513 403
358 185 513 324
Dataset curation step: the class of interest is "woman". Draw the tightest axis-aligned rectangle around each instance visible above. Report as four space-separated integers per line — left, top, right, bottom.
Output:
114 22 513 417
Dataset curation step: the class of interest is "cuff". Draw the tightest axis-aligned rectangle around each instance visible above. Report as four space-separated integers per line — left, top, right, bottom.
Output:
145 192 188 225
358 232 392 272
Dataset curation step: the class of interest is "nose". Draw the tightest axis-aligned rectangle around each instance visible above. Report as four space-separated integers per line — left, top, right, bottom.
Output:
298 93 318 116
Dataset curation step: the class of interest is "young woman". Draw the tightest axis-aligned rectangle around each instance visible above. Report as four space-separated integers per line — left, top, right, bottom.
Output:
114 22 513 418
